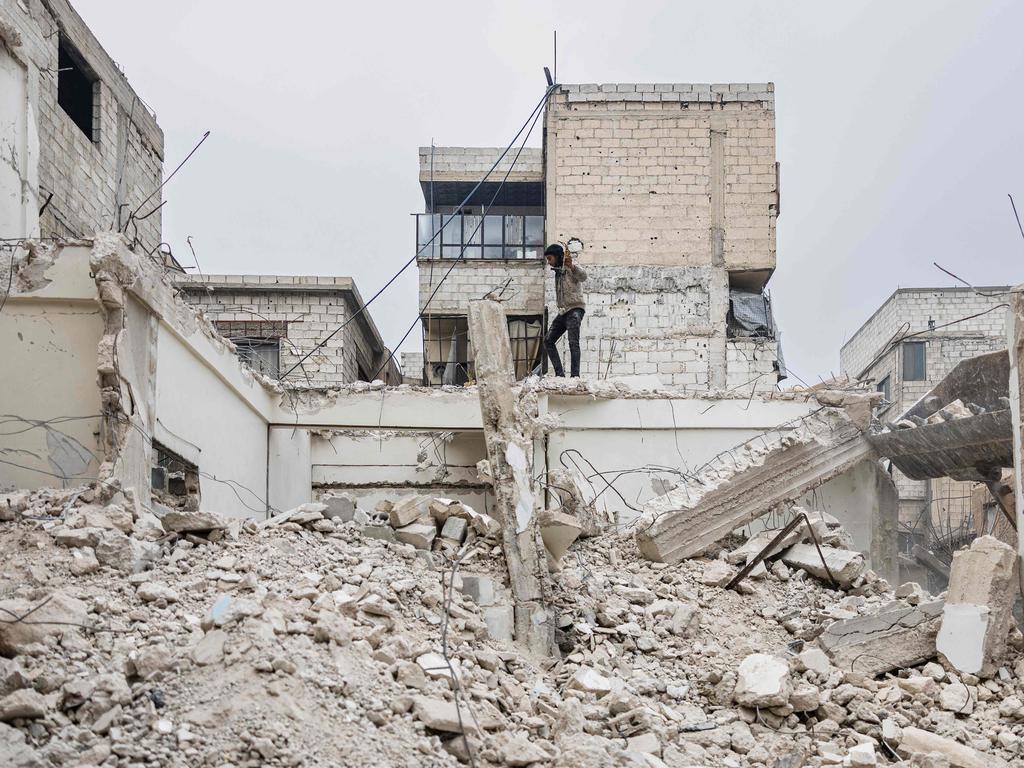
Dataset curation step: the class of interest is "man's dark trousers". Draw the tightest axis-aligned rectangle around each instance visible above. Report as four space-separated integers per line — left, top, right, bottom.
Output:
545 307 585 377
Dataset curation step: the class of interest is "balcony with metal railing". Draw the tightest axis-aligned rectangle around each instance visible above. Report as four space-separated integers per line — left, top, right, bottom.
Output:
414 213 545 260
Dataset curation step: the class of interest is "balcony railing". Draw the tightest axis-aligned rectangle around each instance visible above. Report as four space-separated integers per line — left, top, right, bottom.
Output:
415 213 544 260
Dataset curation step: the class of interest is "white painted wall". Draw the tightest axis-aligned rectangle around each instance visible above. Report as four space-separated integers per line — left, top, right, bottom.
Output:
268 426 311 513
153 323 270 517
310 429 492 513
544 396 816 526
0 247 101 489
0 37 39 239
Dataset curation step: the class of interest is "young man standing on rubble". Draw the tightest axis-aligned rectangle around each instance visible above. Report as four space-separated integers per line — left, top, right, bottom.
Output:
543 243 588 378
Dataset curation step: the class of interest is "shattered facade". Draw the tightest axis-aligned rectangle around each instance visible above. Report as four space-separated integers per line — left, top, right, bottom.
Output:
411 84 784 391
0 0 164 249
176 273 401 385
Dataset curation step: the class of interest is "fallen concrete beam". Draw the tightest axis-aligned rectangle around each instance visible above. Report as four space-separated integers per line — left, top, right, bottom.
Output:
936 535 1019 678
467 299 554 657
636 400 876 563
819 600 943 677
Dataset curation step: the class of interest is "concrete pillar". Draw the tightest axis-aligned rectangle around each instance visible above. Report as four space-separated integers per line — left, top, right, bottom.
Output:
467 299 554 657
1006 291 1024 582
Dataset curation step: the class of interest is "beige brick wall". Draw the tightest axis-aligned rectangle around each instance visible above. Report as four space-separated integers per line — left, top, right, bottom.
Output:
544 83 777 272
2 0 164 249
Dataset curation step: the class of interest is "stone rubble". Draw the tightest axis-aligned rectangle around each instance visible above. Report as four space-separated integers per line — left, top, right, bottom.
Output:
0 482 1021 767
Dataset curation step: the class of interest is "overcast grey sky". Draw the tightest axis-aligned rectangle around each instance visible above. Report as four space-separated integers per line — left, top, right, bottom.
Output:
74 0 1024 384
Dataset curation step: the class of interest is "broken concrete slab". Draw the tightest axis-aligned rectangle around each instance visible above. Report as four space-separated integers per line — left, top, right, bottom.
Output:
636 404 876 563
0 592 89 656
161 509 228 533
897 725 1005 768
936 535 1019 678
413 695 500 734
780 543 864 587
819 600 943 677
567 666 613 696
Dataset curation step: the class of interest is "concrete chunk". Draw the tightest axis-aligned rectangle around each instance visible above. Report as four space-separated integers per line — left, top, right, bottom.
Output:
413 696 500 733
733 653 792 707
780 543 864 587
161 509 227 533
636 405 875 563
539 510 582 562
936 535 1018 678
389 495 427 528
819 600 943 677
393 522 437 550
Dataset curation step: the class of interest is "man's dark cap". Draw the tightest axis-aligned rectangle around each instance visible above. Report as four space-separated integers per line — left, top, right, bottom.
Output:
544 243 564 257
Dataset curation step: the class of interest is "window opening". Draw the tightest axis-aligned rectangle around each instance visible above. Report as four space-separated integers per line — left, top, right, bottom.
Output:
57 36 98 142
902 341 926 381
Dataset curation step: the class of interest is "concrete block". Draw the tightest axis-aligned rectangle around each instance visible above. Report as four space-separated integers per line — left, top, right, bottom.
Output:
394 521 437 550
937 535 1019 678
389 495 426 528
819 600 943 677
780 544 864 588
439 516 467 543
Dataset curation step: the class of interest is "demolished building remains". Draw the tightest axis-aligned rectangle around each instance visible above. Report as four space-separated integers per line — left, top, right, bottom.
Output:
2 4 1024 765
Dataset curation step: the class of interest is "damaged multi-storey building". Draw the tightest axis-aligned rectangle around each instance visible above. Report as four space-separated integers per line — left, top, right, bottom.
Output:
3 4 1024 763
410 83 785 390
841 287 1013 586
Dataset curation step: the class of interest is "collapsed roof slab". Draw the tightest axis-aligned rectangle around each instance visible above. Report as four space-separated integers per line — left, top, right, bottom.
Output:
635 395 878 563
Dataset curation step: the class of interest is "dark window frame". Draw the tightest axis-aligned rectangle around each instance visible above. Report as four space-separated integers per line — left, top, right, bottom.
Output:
415 213 545 261
876 375 891 402
902 341 927 381
421 313 544 386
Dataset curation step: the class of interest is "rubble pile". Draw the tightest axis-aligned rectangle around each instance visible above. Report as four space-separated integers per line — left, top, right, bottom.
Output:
1 485 1023 767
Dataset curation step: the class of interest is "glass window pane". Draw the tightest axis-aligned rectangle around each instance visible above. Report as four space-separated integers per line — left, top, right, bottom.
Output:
441 214 462 247
902 342 926 381
524 245 543 259
417 214 440 257
463 215 482 245
463 246 482 259
525 216 544 245
483 246 503 259
484 215 503 245
503 246 525 259
505 215 524 246
442 245 462 259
